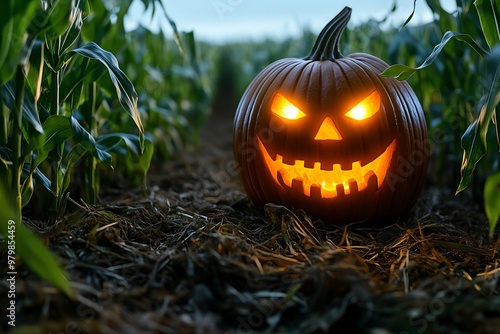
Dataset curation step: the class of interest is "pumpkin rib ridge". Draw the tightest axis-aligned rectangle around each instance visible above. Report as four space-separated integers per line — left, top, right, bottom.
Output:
334 56 427 219
336 60 366 162
285 62 318 179
337 58 386 163
396 83 429 203
378 71 426 220
235 59 295 134
235 60 301 204
249 62 304 202
310 61 326 166
272 61 316 200
318 61 335 112
349 53 389 73
383 82 427 214
337 58 400 221
341 56 402 132
236 59 294 160
246 60 308 204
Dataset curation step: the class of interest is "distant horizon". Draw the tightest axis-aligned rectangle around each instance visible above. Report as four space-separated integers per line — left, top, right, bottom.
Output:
125 0 458 43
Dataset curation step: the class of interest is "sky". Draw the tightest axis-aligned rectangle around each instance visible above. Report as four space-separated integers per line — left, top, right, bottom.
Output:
125 0 458 43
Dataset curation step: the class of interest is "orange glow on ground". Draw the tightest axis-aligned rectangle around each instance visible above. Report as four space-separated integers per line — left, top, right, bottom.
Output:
257 138 396 198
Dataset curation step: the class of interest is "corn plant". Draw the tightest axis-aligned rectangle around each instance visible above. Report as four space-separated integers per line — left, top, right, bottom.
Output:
78 0 211 166
0 0 164 292
382 0 500 236
118 28 211 163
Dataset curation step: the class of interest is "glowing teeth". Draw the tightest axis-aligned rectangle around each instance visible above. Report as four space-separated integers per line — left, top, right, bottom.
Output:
257 138 397 199
278 166 375 198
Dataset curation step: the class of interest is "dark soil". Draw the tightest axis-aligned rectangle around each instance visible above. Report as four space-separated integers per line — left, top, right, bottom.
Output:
1 104 500 334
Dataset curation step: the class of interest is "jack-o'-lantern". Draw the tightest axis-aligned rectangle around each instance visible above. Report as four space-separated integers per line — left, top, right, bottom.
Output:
233 7 428 226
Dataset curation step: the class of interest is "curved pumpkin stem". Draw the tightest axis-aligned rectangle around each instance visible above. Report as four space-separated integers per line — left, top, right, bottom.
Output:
304 6 352 61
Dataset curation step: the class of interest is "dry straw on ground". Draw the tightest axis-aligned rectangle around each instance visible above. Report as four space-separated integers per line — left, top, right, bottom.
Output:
1 116 499 333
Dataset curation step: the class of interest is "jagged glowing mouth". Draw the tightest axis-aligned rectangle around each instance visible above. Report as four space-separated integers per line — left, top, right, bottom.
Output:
257 137 396 199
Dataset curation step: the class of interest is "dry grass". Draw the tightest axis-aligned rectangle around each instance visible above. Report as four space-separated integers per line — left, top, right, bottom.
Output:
1 115 500 334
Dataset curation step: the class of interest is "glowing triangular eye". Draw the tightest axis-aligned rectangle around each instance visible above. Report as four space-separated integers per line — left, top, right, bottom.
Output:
272 94 306 120
345 90 381 120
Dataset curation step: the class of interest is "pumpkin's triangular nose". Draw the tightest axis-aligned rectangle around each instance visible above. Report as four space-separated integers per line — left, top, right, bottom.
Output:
314 116 342 140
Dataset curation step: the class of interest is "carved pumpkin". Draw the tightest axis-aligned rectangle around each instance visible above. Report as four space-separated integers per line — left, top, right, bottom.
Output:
233 7 428 226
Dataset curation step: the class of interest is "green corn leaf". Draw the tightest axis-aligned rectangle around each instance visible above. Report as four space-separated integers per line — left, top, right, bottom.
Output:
457 45 500 193
159 0 185 56
59 4 84 55
457 119 487 193
32 0 75 41
0 103 9 145
26 40 45 104
1 81 44 135
41 115 74 153
35 115 112 167
484 170 500 238
69 42 144 140
60 57 104 108
62 144 89 172
125 137 154 186
134 138 154 183
33 167 52 194
97 133 144 155
0 183 74 298
69 116 112 165
80 0 109 43
182 31 200 73
381 31 488 80
0 0 39 84
32 115 74 169
424 0 457 33
475 0 500 49
97 133 153 185
60 144 87 196
425 0 443 13
20 173 34 207
22 108 45 154
400 0 417 31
